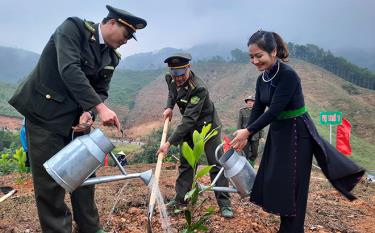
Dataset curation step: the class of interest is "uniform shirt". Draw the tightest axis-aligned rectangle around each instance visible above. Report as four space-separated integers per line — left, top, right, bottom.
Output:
9 17 120 136
165 71 221 146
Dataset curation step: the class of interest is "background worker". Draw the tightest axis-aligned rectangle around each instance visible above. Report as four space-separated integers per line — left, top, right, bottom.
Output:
237 95 264 166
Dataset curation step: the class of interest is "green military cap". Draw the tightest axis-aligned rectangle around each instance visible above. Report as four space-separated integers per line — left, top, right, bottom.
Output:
244 95 255 102
106 5 147 41
164 53 192 76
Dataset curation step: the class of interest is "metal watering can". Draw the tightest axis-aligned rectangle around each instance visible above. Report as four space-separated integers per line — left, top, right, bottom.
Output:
43 128 152 193
200 143 256 197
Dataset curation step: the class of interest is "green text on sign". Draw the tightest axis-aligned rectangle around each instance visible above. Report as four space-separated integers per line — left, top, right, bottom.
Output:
320 111 342 125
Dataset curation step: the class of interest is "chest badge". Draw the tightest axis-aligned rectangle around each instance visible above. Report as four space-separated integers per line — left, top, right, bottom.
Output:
190 96 200 105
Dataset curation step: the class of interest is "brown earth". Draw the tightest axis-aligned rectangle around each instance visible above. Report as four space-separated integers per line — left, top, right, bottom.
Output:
0 163 374 233
0 114 22 131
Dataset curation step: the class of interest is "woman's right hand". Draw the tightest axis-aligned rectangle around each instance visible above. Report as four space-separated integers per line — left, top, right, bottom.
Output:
230 129 251 152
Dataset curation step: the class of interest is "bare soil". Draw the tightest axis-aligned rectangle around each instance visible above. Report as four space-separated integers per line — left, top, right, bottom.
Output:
0 163 374 233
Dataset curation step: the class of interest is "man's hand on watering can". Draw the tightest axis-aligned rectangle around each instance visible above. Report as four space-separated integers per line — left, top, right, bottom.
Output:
96 103 121 131
157 142 170 156
80 111 94 126
163 108 173 121
230 129 250 152
72 112 93 132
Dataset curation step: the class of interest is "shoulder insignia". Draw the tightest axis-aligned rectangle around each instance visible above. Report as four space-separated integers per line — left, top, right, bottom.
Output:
114 49 122 59
84 20 96 34
190 96 200 105
188 79 196 90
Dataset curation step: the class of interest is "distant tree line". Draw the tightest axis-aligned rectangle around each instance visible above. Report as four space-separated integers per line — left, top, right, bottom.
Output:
229 44 375 90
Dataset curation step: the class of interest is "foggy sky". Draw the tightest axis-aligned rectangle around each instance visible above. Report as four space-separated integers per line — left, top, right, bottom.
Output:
0 0 374 57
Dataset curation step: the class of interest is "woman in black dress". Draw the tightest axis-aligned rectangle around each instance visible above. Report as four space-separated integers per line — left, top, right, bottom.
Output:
230 30 365 233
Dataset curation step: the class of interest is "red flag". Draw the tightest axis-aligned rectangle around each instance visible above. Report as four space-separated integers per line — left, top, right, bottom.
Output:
223 135 231 153
336 118 352 155
104 154 109 167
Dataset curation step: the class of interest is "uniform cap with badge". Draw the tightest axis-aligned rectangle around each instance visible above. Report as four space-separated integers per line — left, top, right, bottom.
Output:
106 5 147 41
244 95 255 102
164 53 192 76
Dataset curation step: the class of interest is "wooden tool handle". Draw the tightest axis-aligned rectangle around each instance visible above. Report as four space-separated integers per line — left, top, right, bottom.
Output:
0 189 16 203
149 118 170 205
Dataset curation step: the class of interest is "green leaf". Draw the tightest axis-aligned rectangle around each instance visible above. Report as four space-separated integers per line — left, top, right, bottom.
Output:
184 209 192 225
192 140 204 164
194 165 215 180
184 188 197 201
196 225 209 231
200 123 212 138
203 126 219 143
191 187 199 205
192 130 201 147
180 229 188 233
174 208 183 214
181 142 195 169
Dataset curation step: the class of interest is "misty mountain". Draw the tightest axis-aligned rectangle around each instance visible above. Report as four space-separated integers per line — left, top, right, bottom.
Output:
119 42 242 70
0 46 39 84
333 47 375 72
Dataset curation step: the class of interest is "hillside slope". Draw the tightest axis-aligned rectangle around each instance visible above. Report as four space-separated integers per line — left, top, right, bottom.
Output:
124 59 375 169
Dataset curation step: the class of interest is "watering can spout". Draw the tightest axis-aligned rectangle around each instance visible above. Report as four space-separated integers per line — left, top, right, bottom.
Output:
140 169 153 185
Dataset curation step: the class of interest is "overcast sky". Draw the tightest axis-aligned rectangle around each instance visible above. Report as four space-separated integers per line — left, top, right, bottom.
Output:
1 0 374 57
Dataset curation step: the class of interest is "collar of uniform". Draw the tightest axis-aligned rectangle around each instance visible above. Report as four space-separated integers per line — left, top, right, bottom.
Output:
98 23 105 45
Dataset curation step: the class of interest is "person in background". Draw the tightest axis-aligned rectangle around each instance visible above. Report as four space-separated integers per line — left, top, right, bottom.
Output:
237 95 264 166
157 53 233 218
116 150 128 166
8 5 147 233
230 30 364 233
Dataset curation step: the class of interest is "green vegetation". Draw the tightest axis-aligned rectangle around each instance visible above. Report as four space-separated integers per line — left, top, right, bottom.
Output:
130 127 179 164
229 43 375 90
288 43 375 90
0 82 18 117
303 106 375 170
0 147 28 175
108 69 163 109
0 130 21 151
113 143 142 155
178 124 217 233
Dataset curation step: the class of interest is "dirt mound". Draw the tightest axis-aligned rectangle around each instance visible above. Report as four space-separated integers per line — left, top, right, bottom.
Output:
0 114 22 131
0 164 374 232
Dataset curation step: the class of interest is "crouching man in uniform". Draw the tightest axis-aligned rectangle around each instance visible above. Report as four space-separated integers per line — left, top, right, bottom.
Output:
157 53 233 218
8 5 147 233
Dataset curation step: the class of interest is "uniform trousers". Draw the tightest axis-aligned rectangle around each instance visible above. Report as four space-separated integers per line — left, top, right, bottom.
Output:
175 131 231 208
26 119 100 233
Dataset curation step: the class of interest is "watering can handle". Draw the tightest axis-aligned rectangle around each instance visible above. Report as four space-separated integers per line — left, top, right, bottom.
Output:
215 143 224 164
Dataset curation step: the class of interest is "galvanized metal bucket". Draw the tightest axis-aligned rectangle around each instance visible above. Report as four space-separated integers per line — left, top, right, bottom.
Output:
43 128 114 192
215 144 256 196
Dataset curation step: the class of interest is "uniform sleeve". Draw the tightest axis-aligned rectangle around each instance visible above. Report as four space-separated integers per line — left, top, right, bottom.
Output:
247 70 299 133
54 19 103 111
168 87 207 146
165 74 176 109
237 109 243 130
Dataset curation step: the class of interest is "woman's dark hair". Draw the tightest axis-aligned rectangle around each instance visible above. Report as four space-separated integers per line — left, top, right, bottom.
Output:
247 30 289 62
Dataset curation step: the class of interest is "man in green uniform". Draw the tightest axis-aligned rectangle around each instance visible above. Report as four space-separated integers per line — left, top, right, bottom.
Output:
237 96 264 166
8 5 147 233
157 53 233 218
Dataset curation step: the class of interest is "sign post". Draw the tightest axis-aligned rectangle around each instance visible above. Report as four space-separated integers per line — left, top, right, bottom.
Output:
320 111 342 144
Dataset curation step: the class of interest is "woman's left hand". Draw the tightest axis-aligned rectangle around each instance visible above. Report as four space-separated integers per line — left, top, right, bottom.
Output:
230 129 251 151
